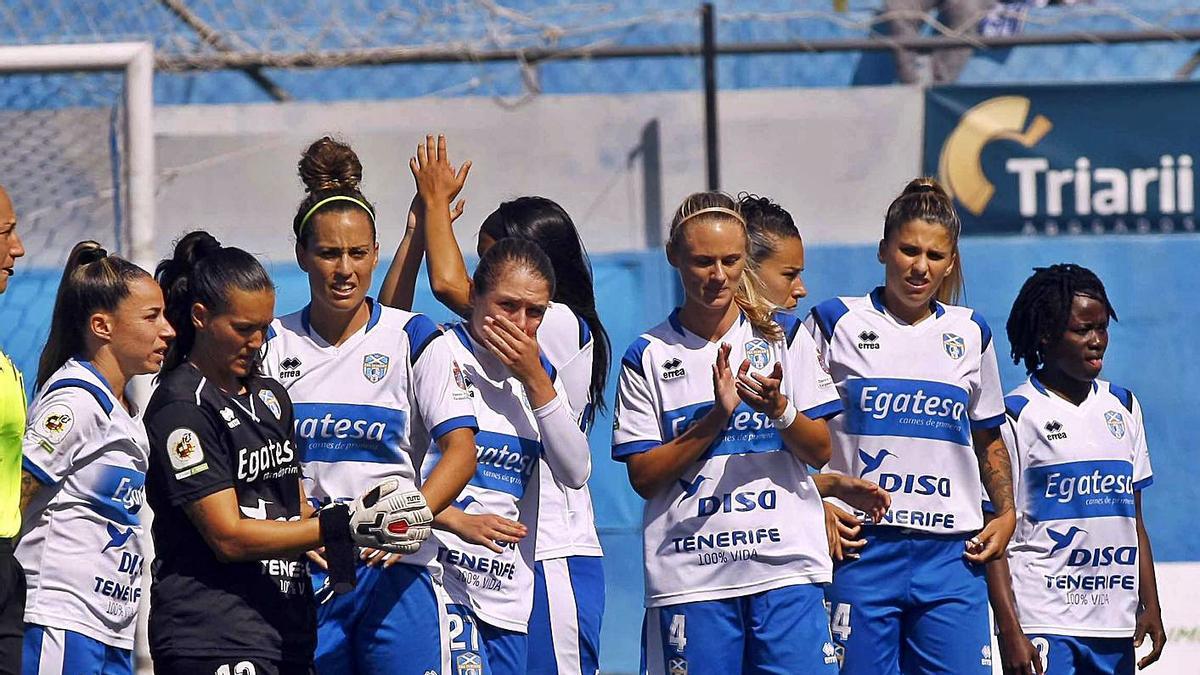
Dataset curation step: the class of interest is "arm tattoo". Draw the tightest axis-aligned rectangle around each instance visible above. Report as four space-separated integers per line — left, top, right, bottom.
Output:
19 470 42 514
976 435 1015 516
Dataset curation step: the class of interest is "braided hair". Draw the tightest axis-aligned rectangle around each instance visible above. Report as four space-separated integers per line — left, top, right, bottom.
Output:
1006 263 1117 374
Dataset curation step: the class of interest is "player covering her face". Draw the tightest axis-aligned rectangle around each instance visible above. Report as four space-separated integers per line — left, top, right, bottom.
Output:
986 264 1165 675
380 135 611 674
17 242 172 675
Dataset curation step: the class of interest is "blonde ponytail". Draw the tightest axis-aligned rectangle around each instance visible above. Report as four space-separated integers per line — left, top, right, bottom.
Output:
735 267 783 342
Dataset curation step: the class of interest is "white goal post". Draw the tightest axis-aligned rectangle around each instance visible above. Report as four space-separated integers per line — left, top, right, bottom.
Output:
0 41 155 272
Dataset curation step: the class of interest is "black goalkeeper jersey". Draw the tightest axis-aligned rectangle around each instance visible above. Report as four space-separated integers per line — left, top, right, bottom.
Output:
144 363 314 664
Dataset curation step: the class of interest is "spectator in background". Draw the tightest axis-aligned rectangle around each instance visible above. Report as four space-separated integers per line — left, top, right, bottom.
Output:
885 0 998 84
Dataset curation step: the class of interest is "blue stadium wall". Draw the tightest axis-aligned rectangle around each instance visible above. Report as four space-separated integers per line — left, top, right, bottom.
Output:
2 234 1195 671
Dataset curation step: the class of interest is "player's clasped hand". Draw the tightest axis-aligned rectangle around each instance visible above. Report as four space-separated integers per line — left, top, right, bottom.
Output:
734 359 787 418
348 477 434 555
963 509 1016 564
711 343 740 419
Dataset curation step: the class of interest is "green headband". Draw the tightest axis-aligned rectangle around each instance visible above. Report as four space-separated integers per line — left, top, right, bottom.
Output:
297 195 376 235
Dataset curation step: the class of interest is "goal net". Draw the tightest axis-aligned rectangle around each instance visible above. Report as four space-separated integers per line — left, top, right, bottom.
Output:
0 43 154 392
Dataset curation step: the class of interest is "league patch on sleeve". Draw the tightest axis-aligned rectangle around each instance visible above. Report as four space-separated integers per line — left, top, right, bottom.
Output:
168 427 209 479
29 403 74 452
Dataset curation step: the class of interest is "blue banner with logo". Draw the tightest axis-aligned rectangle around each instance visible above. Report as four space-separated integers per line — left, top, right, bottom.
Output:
924 83 1200 236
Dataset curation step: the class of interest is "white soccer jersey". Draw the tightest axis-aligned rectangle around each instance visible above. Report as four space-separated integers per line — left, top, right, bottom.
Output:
533 302 602 559
806 288 1006 535
17 359 148 649
426 323 591 633
262 299 478 569
612 310 841 608
1002 376 1153 638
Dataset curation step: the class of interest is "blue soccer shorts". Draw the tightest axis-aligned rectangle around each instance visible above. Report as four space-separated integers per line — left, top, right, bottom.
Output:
1028 634 1135 675
311 562 449 674
527 556 604 675
824 528 991 675
22 625 132 675
642 583 838 675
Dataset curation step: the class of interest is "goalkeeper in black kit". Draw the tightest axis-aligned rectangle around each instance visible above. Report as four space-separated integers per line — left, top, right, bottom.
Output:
143 231 432 675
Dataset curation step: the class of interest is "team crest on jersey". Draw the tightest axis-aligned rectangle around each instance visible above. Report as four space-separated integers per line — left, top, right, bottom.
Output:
455 651 482 675
258 388 282 419
451 360 473 399
362 353 390 383
33 403 74 450
668 657 688 675
167 427 209 479
744 338 770 370
942 332 965 360
1105 410 1126 438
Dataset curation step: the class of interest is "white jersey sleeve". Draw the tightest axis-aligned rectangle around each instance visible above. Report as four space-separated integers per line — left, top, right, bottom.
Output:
611 337 662 459
1129 391 1153 488
969 313 1006 429
22 386 105 486
538 302 594 419
407 314 478 440
778 312 841 420
533 378 591 490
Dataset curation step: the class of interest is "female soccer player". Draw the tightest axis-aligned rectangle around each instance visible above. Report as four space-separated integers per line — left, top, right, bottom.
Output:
988 263 1164 675
417 238 592 674
0 183 27 675
612 191 843 674
261 137 480 675
806 178 1016 674
145 231 414 675
739 193 888 562
16 242 172 674
380 134 609 675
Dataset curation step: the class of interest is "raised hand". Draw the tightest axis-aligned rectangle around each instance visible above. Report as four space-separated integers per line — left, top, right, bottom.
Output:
480 315 544 386
409 134 471 211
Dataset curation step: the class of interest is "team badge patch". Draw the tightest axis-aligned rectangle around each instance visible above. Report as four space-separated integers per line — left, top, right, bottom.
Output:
942 332 965 360
362 353 390 383
258 388 282 419
455 651 482 675
1105 410 1126 438
744 338 770 370
167 427 208 479
668 657 688 675
32 403 74 450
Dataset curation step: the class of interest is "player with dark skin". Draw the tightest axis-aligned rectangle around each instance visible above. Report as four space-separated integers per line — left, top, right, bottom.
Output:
990 287 1166 674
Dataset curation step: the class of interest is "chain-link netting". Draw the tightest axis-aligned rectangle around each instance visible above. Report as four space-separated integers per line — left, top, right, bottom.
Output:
0 72 126 387
2 2 1200 106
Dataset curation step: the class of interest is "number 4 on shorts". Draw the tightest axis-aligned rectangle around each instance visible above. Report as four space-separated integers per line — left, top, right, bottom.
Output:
829 602 852 641
668 613 687 651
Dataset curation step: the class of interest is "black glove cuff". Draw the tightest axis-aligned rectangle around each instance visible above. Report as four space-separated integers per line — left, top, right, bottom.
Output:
318 503 356 594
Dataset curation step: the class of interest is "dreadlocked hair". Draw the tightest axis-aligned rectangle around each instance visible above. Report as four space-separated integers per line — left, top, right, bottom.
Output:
1006 263 1117 374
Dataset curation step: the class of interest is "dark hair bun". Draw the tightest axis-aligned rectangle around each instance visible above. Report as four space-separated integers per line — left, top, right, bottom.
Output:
901 177 949 199
298 136 362 194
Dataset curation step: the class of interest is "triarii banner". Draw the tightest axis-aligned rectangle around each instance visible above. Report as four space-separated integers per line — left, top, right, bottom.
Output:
924 83 1199 236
